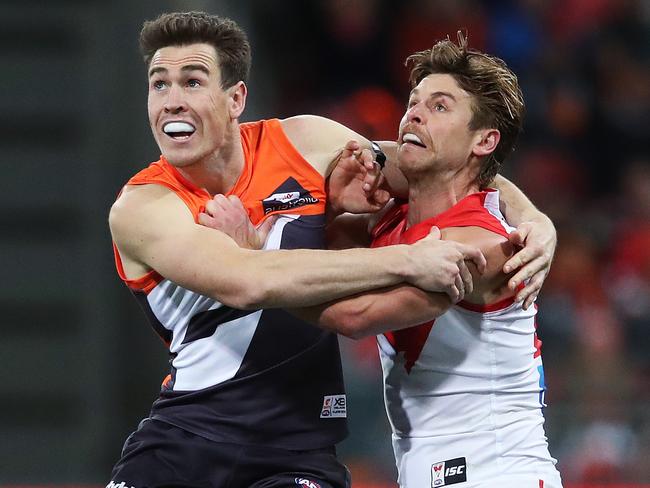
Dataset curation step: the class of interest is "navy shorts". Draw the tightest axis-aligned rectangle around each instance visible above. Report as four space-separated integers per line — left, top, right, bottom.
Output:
108 418 351 488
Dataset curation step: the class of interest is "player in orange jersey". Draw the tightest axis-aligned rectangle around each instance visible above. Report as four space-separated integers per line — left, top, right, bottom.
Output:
107 12 555 488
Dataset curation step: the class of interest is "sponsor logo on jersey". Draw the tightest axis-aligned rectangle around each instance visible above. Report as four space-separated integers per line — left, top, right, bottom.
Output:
262 177 319 214
106 482 136 488
320 394 347 418
430 457 467 487
295 477 322 488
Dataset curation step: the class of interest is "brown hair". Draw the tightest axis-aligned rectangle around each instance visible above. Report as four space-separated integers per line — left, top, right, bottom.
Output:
140 11 251 89
406 32 524 188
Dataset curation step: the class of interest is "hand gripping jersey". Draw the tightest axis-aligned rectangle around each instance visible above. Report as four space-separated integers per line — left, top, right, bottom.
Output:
371 191 562 488
113 119 347 450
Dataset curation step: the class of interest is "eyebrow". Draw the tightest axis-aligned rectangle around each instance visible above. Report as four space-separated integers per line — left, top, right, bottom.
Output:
409 89 457 102
148 64 210 78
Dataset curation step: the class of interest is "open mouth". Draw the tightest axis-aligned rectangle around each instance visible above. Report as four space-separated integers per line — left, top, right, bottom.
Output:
163 121 196 140
402 133 426 148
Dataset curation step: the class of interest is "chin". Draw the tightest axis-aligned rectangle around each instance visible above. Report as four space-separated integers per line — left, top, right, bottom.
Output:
161 149 201 168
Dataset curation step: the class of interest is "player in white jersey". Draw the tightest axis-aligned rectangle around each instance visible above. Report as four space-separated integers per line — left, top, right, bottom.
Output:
319 33 562 487
369 190 561 488
201 32 562 487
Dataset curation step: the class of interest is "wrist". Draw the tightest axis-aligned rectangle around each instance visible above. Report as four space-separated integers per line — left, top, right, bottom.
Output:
392 244 416 283
527 211 555 230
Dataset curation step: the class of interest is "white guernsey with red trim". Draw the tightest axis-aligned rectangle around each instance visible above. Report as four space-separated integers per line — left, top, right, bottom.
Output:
371 190 563 488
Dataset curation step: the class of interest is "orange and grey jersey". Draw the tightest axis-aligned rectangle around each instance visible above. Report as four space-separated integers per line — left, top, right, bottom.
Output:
113 119 347 450
371 191 562 487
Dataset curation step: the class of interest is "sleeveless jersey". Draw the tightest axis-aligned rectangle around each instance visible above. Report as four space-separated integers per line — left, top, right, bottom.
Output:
113 119 347 450
371 190 562 487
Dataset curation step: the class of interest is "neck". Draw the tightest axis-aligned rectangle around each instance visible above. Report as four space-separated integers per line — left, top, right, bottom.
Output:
406 167 480 227
176 123 245 196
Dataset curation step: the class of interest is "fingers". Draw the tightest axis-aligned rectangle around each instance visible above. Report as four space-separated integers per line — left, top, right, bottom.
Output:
456 243 486 274
204 198 219 216
205 194 231 217
507 255 547 290
256 215 278 246
197 212 215 227
360 148 382 193
516 269 546 309
458 259 473 295
446 284 461 303
503 245 539 274
507 228 526 248
341 140 361 160
454 272 465 302
227 194 246 212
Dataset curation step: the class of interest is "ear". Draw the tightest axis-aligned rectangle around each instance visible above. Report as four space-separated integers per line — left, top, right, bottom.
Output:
228 81 247 119
472 129 500 157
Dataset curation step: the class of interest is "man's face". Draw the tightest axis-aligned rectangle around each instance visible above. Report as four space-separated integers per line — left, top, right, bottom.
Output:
397 73 479 175
147 43 232 168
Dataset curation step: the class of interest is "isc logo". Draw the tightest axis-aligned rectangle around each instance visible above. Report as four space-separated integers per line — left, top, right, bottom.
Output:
430 457 467 487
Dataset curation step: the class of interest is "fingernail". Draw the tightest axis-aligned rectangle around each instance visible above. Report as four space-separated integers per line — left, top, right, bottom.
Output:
504 265 510 272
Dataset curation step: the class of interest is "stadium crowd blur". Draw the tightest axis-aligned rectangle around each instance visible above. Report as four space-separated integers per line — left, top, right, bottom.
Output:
251 0 650 485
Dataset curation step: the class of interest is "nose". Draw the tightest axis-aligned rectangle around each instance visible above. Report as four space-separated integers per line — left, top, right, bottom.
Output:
406 103 424 124
164 84 187 114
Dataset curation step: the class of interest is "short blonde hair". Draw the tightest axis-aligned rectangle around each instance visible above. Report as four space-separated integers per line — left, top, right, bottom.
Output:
406 32 525 188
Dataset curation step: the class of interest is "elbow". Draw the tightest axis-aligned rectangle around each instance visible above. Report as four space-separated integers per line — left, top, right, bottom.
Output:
321 306 375 340
212 276 271 311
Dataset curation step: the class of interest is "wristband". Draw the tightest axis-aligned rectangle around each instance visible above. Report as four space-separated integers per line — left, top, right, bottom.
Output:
370 141 387 169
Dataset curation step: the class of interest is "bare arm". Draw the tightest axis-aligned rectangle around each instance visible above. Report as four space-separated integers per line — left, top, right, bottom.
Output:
290 286 451 340
491 175 557 308
292 226 511 340
281 115 374 177
492 174 551 227
109 184 482 310
282 117 390 215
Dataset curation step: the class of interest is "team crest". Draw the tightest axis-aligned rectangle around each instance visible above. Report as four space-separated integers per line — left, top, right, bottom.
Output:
262 177 319 214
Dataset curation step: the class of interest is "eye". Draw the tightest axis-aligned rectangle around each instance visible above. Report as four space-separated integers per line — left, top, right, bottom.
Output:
434 103 447 112
187 79 201 88
407 100 418 109
152 80 166 91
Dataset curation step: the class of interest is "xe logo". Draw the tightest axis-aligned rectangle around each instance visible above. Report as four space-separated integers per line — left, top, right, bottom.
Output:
320 394 347 418
430 457 467 487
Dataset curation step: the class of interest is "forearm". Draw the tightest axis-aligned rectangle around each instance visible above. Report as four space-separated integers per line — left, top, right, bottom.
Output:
290 285 451 339
235 245 416 310
492 175 552 226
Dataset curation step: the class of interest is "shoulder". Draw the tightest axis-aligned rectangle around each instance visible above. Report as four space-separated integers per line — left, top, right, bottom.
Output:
280 114 350 137
110 184 194 244
441 226 514 304
442 226 512 276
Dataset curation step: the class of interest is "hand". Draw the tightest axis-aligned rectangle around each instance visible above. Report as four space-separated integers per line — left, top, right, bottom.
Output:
198 194 276 249
503 220 557 309
326 140 391 216
407 227 487 303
